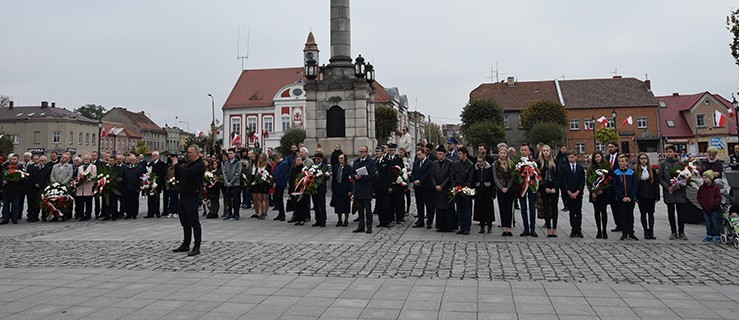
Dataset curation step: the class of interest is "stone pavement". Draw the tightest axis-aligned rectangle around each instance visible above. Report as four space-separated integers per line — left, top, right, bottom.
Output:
0 195 738 319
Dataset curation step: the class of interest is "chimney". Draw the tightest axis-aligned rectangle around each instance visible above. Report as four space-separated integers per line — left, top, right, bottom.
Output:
328 0 352 65
644 80 651 91
41 101 48 108
51 102 56 108
612 75 622 79
672 92 679 97
506 76 515 87
8 101 13 109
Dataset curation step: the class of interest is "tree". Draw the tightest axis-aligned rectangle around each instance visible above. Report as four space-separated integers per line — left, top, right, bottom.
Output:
594 127 619 144
0 96 11 108
0 133 13 156
75 104 107 120
375 106 398 143
279 128 306 155
423 120 444 146
463 121 506 151
519 100 567 132
460 99 504 132
727 9 739 67
526 122 565 147
130 141 150 155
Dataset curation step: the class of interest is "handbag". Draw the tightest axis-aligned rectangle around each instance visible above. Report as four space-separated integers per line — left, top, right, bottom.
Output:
286 198 294 212
330 196 335 207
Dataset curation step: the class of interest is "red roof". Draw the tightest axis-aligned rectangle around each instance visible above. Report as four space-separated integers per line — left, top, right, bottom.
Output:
107 107 165 134
558 77 657 108
470 80 559 110
223 67 392 109
102 121 142 139
656 92 737 138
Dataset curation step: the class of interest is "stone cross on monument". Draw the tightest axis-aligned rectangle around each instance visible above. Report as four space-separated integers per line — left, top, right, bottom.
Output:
303 0 376 157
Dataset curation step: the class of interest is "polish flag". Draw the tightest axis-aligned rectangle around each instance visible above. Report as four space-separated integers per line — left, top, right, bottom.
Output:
101 128 111 138
232 134 242 146
584 124 592 131
715 110 728 127
196 129 205 136
621 116 633 126
596 116 609 126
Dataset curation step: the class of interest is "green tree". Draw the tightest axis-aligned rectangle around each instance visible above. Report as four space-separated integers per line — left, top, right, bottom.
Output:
130 141 150 155
0 96 11 108
526 122 565 147
279 128 306 155
75 104 107 120
463 121 506 151
594 127 619 144
727 9 739 67
519 100 567 132
460 98 504 132
0 133 14 156
423 120 444 146
375 106 398 143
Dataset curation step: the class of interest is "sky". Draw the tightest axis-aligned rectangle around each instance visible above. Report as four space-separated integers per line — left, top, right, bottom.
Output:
2 0 739 131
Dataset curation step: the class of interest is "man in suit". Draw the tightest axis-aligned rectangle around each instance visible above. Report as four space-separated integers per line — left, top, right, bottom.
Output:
431 146 454 232
352 145 376 234
49 152 60 166
172 145 206 256
411 148 434 228
50 153 73 221
560 150 586 238
222 148 243 220
311 153 329 227
446 138 459 162
271 153 289 221
19 152 34 220
606 141 622 233
374 145 393 228
386 143 406 224
27 156 52 223
145 151 167 218
108 155 125 220
121 154 146 219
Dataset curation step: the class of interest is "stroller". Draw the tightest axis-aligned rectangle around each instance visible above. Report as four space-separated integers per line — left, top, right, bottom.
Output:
721 204 739 248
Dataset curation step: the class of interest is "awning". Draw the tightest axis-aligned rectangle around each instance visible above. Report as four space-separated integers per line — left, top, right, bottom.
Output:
636 131 660 141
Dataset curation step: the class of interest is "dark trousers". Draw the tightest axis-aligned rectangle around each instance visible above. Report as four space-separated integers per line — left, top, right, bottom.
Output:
274 187 285 218
377 190 393 225
414 189 435 225
540 189 559 229
94 195 100 218
207 194 220 216
178 195 202 247
519 190 537 232
242 187 251 207
19 190 26 219
168 191 179 214
1 194 21 223
667 202 685 233
312 193 327 224
593 196 609 232
147 192 161 217
226 186 242 218
616 200 635 235
27 189 42 221
163 190 170 215
456 196 473 231
123 190 139 218
567 195 583 234
610 201 622 230
392 189 405 222
638 198 656 233
356 199 372 229
109 193 121 218
75 196 93 219
497 190 515 228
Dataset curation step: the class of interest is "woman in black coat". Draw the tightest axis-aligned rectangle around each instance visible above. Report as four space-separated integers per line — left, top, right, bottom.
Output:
538 145 562 237
288 157 309 225
472 154 495 234
636 152 660 240
331 154 353 227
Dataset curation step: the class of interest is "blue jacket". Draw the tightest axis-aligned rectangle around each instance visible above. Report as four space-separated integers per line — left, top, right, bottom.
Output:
272 159 290 189
410 157 433 190
352 157 375 200
612 167 638 202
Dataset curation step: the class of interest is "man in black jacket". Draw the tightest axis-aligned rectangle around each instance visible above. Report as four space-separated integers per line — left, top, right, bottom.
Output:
560 151 586 238
146 151 168 218
172 145 206 256
121 154 146 219
1 154 24 224
27 155 52 222
411 149 434 228
91 151 106 219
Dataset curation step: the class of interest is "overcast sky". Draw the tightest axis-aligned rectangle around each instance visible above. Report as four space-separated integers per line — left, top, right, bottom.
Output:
2 1 738 130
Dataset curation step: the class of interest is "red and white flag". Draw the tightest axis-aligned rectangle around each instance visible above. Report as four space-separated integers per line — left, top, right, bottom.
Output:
584 123 592 131
596 116 609 126
232 134 242 146
196 129 205 136
101 128 111 138
621 116 633 126
729 108 736 119
715 110 727 127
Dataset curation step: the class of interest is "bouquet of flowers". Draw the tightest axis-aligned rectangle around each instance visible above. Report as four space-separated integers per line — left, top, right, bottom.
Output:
253 167 273 187
166 176 178 189
94 166 122 205
139 172 160 196
41 182 74 220
392 165 410 188
292 164 330 200
203 171 219 188
448 185 476 203
515 158 540 197
587 168 612 197
3 165 29 183
669 160 700 190
73 169 96 189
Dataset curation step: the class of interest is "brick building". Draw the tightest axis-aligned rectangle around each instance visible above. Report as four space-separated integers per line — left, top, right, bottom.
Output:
102 107 166 153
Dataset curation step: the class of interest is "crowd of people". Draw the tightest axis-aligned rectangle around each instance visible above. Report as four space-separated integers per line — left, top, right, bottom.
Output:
0 131 734 245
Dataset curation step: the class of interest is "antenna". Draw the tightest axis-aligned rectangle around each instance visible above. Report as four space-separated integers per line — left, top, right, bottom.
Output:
486 63 501 83
237 26 250 70
609 68 618 77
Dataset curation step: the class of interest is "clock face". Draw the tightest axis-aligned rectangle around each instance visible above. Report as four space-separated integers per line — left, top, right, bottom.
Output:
305 52 314 59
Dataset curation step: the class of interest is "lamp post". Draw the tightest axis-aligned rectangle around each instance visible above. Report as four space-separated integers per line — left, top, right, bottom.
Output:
354 54 366 78
208 93 215 156
305 58 318 81
97 120 103 155
733 94 739 147
590 116 596 152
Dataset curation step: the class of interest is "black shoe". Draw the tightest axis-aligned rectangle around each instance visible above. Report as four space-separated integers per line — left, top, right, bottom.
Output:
312 223 322 227
603 232 608 239
101 217 111 221
480 227 487 234
530 231 538 237
353 217 360 222
352 227 365 233
12 220 18 224
426 224 432 229
596 231 602 239
569 232 576 238
287 219 298 223
628 234 639 241
456 229 464 235
27 218 39 223
463 229 470 235
520 231 530 237
611 228 622 232
123 216 131 220
173 245 190 253
187 248 200 256
274 216 285 221
413 222 425 228
620 234 627 240
578 233 584 238
365 228 372 234
396 219 405 224
343 220 348 227
377 224 385 228
336 220 343 227
144 215 154 218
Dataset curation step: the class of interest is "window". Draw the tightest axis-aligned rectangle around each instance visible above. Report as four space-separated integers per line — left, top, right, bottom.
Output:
231 117 242 137
570 119 580 131
504 114 510 129
52 131 61 144
79 132 83 145
595 143 605 152
576 143 586 154
85 133 90 145
281 116 291 132
69 131 74 144
34 131 41 144
584 118 594 131
9 134 19 145
92 134 96 146
696 114 706 127
666 120 676 127
637 116 647 129
263 116 273 132
607 119 615 128
247 117 257 132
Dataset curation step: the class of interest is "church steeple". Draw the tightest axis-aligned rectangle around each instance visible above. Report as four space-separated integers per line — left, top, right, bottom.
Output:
303 32 319 67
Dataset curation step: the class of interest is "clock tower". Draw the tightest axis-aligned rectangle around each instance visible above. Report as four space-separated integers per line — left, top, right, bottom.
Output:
303 32 319 67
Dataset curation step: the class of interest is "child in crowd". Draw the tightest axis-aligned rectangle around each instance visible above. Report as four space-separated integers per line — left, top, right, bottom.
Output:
697 170 722 244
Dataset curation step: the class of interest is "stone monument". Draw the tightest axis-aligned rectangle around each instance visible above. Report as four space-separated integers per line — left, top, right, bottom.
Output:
303 0 376 156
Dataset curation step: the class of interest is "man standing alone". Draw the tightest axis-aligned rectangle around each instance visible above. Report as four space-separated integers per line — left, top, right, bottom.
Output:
172 145 206 256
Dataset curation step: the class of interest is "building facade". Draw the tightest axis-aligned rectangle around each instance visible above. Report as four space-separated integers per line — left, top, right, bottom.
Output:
100 121 142 156
102 107 166 153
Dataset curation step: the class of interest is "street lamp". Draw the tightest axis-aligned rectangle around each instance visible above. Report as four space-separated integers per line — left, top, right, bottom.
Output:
208 93 215 156
365 62 375 84
354 54 366 78
97 120 103 155
611 108 617 127
590 116 596 152
733 94 739 143
305 58 318 80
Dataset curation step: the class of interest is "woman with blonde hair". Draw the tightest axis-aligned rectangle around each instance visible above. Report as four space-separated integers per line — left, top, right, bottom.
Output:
75 155 97 221
253 153 272 220
493 147 516 236
537 145 561 237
